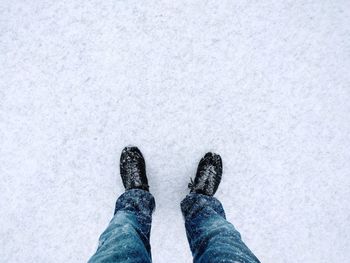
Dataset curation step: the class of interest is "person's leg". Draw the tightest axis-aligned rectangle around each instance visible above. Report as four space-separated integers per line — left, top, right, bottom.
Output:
182 152 260 263
89 146 154 263
181 193 259 263
89 189 155 263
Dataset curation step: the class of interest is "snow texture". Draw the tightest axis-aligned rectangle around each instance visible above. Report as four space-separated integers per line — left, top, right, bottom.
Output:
1 1 349 262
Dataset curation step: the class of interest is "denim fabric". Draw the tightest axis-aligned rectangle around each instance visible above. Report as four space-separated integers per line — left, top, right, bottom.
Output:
88 189 155 263
181 193 260 263
89 191 259 263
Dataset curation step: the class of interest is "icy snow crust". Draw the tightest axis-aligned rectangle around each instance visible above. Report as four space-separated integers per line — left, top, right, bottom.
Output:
1 1 349 262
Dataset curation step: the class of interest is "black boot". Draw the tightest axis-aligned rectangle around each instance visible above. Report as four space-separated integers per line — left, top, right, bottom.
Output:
188 152 222 196
120 146 149 191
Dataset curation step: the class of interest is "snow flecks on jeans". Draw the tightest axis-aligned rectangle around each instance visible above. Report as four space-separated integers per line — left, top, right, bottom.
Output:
89 190 259 263
181 193 260 263
88 189 154 263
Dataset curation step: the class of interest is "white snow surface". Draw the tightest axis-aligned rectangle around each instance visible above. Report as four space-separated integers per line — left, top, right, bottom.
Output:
1 1 350 262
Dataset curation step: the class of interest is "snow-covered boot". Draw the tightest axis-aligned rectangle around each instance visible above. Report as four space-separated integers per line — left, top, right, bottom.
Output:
188 152 222 196
120 146 149 191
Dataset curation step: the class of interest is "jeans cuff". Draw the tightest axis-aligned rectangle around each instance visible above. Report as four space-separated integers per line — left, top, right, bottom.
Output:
115 189 156 216
180 193 226 221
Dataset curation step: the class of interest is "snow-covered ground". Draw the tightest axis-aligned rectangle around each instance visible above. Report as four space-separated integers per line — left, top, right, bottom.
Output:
1 1 349 262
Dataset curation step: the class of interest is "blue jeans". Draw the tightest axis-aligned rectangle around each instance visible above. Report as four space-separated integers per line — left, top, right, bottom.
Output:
88 189 260 263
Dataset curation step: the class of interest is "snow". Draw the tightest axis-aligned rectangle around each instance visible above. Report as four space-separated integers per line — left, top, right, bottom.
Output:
1 1 349 262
